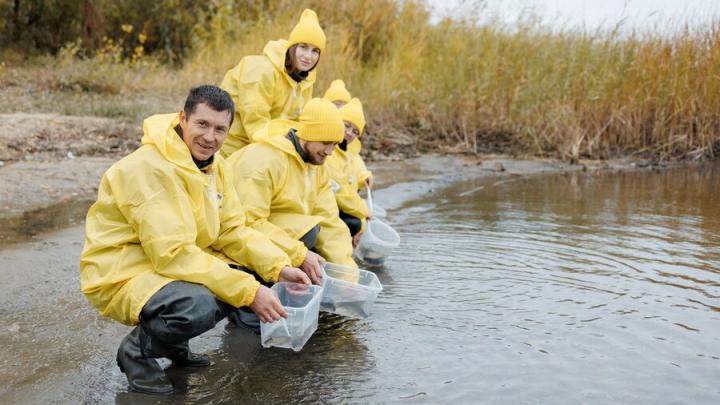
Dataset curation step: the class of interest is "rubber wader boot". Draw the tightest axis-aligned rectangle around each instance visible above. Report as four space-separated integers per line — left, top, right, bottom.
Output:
162 341 211 367
116 326 173 394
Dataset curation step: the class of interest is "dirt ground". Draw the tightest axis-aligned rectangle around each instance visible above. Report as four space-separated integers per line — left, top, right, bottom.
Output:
0 113 138 163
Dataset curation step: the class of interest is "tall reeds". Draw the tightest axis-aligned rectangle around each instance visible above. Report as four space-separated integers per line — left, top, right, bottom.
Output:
4 0 719 160
185 0 720 160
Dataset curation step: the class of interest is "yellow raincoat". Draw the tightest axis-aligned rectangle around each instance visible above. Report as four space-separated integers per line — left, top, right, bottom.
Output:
80 113 291 326
348 138 373 190
226 124 357 269
220 39 316 157
326 144 369 232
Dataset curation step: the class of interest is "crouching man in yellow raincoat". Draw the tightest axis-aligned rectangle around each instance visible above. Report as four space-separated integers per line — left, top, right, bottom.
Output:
80 86 309 395
325 98 371 247
227 98 357 293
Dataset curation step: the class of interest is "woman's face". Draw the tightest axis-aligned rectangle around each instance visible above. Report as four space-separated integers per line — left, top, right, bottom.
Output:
293 42 321 71
344 121 360 143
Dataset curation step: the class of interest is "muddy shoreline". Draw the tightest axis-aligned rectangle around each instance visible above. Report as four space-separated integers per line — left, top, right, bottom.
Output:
0 148 663 245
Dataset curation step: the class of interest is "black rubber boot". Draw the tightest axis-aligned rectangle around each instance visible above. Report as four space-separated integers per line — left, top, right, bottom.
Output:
116 326 173 395
162 341 211 367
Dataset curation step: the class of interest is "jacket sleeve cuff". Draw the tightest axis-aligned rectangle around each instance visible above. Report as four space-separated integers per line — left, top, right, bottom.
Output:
239 281 261 308
360 170 372 183
263 251 293 282
290 244 308 268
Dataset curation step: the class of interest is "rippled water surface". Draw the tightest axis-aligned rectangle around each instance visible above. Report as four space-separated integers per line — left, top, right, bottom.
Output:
107 165 720 404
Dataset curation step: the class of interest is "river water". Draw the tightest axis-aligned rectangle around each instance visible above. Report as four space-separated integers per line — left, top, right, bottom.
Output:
4 164 719 404
366 164 720 404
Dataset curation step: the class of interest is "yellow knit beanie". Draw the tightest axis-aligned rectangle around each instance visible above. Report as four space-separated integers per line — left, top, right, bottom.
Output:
287 9 326 53
296 98 344 142
340 98 366 135
323 79 352 103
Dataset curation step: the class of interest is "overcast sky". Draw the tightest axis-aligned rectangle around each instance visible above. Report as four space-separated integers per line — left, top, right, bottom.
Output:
428 0 720 33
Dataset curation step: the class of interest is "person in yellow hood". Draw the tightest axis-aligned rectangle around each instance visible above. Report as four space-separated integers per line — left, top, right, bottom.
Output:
325 98 371 247
227 98 358 289
219 8 325 157
322 79 375 191
349 136 374 190
324 79 352 108
80 86 309 395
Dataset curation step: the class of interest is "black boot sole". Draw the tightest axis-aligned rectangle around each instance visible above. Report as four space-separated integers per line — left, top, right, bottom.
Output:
171 358 211 367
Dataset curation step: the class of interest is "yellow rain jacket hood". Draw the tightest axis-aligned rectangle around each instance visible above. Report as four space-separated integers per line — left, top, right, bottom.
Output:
326 144 370 231
326 97 369 227
220 39 316 157
341 98 371 189
80 113 291 326
226 124 357 268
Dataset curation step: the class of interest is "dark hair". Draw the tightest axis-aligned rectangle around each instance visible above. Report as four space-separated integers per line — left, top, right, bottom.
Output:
183 85 235 126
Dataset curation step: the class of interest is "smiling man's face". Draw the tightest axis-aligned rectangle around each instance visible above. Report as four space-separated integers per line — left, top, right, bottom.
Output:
178 103 231 161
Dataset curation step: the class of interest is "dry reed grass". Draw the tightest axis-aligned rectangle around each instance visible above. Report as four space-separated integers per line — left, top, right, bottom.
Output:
2 0 718 161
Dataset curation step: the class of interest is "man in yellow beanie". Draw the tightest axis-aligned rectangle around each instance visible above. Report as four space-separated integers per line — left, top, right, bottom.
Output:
323 80 375 192
227 98 357 292
325 98 372 247
220 9 326 157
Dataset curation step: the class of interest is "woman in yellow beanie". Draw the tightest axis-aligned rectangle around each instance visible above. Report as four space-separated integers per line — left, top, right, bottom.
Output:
219 9 326 157
323 80 375 191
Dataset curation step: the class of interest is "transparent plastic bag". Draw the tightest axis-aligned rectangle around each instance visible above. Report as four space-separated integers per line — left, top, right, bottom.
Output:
320 263 383 319
260 282 323 351
355 188 400 266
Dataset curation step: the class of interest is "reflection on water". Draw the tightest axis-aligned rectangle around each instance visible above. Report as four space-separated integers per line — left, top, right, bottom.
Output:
379 164 720 403
108 316 375 404
0 199 92 245
102 165 720 403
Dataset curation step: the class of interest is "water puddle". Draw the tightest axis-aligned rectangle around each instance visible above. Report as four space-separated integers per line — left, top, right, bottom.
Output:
0 199 92 245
